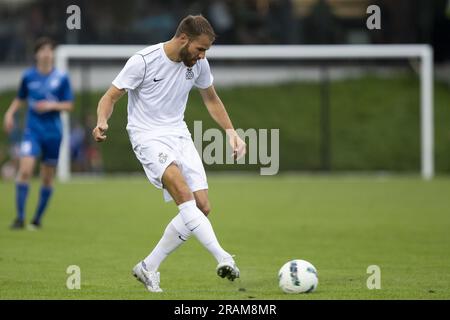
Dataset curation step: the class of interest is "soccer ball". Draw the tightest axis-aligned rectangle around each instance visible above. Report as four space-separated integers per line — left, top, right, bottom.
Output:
278 259 318 294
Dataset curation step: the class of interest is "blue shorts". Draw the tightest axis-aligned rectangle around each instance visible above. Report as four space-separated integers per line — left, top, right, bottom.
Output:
19 130 62 166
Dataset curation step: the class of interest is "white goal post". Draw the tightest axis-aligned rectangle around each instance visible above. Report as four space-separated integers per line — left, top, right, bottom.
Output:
55 44 434 180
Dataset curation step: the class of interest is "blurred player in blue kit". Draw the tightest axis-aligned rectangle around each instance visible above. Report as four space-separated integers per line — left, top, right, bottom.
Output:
3 37 74 230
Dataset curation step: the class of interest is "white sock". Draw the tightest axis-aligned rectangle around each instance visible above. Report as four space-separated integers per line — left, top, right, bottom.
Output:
143 215 191 272
170 213 192 241
178 200 232 263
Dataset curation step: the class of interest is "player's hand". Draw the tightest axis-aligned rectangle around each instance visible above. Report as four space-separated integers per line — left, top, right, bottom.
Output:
3 112 14 134
92 123 109 142
227 130 246 160
35 101 54 113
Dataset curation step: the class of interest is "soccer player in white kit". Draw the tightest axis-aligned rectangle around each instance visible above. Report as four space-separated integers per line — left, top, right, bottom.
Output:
92 15 246 293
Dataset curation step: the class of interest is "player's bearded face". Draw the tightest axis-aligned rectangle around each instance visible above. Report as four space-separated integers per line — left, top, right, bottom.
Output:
179 41 197 67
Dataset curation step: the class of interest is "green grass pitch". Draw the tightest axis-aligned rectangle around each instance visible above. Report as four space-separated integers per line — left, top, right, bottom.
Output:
1 175 450 299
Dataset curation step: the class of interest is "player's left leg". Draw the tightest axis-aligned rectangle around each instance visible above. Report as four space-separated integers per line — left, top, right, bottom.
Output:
29 135 61 229
29 163 56 229
192 189 239 280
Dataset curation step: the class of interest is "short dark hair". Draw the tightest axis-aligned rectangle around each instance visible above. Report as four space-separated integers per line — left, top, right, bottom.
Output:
34 37 56 53
175 15 216 41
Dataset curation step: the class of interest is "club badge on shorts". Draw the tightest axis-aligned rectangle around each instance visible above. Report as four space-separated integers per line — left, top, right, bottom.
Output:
158 152 168 164
185 67 194 80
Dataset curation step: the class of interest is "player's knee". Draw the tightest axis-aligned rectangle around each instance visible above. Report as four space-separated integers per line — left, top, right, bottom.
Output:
163 164 194 203
17 169 32 182
176 188 194 203
41 176 54 187
40 166 55 187
168 180 194 203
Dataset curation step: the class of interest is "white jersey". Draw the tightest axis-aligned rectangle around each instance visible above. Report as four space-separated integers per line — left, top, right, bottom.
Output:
112 42 214 137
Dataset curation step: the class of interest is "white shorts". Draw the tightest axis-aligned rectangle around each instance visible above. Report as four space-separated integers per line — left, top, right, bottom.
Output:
129 131 208 202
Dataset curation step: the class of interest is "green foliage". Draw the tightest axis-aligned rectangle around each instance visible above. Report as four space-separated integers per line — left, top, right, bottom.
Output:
1 76 450 172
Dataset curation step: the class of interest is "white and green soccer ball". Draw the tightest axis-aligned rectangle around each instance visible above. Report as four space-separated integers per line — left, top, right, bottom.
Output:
278 259 318 294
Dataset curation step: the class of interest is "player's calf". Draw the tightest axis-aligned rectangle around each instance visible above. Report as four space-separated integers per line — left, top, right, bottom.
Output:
194 190 211 216
197 203 211 216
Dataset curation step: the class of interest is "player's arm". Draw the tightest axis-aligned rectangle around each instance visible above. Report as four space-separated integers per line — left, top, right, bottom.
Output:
199 85 246 159
3 98 25 133
34 101 73 113
92 85 126 142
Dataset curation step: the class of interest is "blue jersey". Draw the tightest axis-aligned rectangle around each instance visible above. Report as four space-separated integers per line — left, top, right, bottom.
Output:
17 67 73 165
17 67 73 137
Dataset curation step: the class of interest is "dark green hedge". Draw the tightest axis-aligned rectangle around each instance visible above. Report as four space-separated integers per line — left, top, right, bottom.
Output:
1 75 450 173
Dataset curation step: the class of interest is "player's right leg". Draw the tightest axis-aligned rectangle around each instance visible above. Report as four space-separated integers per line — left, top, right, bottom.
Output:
11 156 36 229
133 212 191 293
162 164 240 281
132 163 195 292
130 139 192 292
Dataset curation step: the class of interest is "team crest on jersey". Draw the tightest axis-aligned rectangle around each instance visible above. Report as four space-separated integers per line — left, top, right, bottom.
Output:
158 152 168 164
49 78 60 89
185 67 194 80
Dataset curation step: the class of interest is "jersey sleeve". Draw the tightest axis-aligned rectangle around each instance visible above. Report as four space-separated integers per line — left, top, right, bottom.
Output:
17 72 28 99
194 58 214 89
58 74 74 101
112 54 146 90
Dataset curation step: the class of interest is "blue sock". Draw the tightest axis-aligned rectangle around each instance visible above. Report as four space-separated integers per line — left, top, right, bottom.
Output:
33 186 53 224
16 183 29 222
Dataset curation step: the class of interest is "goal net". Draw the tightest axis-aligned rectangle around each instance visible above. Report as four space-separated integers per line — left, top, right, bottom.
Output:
55 44 434 180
